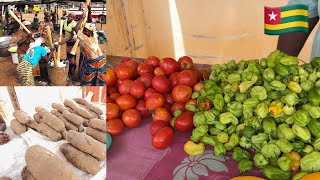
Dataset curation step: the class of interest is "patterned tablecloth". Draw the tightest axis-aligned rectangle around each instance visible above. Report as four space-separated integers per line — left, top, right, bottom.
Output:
107 119 265 180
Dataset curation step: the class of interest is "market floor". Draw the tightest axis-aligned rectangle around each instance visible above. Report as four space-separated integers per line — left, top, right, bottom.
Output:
0 57 19 86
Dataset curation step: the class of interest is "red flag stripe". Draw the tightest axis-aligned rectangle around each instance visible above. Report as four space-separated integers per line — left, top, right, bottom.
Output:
265 6 281 25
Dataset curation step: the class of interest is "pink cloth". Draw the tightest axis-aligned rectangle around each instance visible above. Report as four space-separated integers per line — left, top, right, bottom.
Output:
107 119 168 180
108 119 264 180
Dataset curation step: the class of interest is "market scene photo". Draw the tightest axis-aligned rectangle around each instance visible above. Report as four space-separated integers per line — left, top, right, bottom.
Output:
107 0 320 180
0 0 107 86
0 86 107 179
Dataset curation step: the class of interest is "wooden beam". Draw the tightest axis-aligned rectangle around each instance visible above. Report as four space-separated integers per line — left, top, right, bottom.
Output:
6 87 20 111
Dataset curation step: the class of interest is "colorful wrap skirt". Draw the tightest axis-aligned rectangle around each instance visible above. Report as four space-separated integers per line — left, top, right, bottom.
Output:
80 55 106 86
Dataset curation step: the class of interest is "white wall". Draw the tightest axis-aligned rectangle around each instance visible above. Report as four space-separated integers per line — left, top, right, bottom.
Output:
107 0 318 64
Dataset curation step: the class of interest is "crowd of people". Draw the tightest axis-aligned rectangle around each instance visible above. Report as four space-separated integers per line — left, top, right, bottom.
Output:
10 3 107 86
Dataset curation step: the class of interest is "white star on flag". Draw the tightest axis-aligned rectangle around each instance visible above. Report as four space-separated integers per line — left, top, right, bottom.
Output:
268 11 278 21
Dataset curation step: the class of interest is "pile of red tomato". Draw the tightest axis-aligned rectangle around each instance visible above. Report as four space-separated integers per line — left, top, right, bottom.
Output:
107 56 209 149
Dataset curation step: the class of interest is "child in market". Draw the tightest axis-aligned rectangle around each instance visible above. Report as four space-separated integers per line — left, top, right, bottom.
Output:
0 114 9 145
17 38 54 86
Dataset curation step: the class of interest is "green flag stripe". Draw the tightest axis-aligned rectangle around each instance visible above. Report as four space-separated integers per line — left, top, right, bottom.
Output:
265 27 308 35
281 4 308 12
281 16 308 23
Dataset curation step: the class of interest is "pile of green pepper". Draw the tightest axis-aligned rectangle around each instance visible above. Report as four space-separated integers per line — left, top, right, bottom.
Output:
190 50 320 180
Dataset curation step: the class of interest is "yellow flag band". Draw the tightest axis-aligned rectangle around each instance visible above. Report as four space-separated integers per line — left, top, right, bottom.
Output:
265 21 308 30
281 9 308 18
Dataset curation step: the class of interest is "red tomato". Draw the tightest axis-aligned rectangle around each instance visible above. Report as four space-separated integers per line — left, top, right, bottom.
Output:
193 68 203 81
186 99 197 106
144 88 158 100
115 63 133 80
136 100 151 119
162 102 172 112
107 103 120 120
106 68 117 87
107 96 115 103
138 73 154 88
146 93 165 110
109 93 121 101
138 64 154 76
164 94 174 104
122 109 142 128
119 80 132 95
159 58 179 76
169 72 179 88
129 81 146 98
193 82 204 92
152 75 171 94
120 57 132 63
107 86 119 96
116 79 124 89
154 67 165 76
116 94 137 111
125 60 141 79
172 85 193 103
174 111 194 132
145 56 160 68
107 118 124 136
178 56 194 70
170 102 186 115
178 70 199 87
152 127 174 149
150 120 169 136
153 108 172 123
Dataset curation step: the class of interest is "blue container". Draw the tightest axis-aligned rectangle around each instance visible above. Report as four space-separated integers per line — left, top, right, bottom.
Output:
106 132 112 150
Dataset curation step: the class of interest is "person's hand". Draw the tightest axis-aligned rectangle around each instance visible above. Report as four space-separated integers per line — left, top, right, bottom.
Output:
27 32 32 37
0 131 10 145
50 47 55 52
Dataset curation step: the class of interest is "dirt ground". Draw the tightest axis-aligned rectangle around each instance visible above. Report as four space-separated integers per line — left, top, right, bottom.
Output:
0 11 107 86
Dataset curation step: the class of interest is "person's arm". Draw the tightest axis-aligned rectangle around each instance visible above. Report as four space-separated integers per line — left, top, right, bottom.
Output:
87 4 92 23
0 114 6 131
277 17 319 56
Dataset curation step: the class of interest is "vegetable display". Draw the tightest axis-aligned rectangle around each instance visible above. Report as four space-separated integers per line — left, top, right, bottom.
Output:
108 50 320 178
107 56 206 149
185 50 320 178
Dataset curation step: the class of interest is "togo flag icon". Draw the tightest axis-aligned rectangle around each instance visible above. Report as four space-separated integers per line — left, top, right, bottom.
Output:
264 4 309 35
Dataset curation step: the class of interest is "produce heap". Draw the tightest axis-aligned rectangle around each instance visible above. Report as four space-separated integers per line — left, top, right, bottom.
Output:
106 50 320 179
107 56 208 148
187 50 320 180
10 98 106 177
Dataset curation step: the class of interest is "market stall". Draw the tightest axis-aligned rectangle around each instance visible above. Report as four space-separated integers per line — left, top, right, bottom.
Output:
0 86 106 180
108 51 320 180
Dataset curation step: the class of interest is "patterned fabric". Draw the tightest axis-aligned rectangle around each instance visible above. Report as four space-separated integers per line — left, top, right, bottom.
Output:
80 55 106 86
17 59 35 86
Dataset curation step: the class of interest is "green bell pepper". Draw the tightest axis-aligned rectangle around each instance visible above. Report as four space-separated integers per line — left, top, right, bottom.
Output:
307 119 320 138
256 102 268 118
279 55 299 65
293 110 310 127
292 124 311 142
219 112 238 125
276 139 293 153
250 86 267 101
